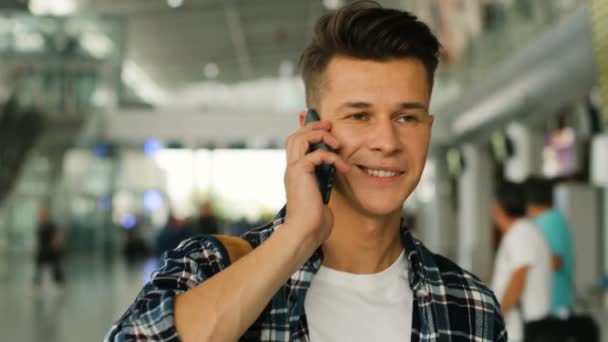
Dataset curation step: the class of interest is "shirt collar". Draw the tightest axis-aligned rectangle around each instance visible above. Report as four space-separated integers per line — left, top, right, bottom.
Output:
271 205 434 300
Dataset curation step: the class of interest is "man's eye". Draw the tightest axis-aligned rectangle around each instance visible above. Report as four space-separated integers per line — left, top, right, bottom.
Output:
350 112 368 120
398 115 419 123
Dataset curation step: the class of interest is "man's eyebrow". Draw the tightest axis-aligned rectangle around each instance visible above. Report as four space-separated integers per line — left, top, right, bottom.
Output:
337 101 428 111
398 102 428 111
337 101 371 110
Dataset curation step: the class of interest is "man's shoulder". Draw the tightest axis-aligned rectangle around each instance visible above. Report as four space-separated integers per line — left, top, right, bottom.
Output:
411 241 505 339
413 238 500 307
159 221 276 280
240 220 278 246
431 252 497 299
162 235 229 270
506 219 543 243
410 238 506 339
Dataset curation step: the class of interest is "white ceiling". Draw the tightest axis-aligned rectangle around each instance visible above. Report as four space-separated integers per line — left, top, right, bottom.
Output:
64 0 412 109
75 0 330 92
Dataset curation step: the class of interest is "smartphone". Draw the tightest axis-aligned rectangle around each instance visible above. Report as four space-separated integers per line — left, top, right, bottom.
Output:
304 109 337 204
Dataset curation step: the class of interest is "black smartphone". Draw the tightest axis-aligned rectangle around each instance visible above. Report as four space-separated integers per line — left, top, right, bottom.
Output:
304 109 337 204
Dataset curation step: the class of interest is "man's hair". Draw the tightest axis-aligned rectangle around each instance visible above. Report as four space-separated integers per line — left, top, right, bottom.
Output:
524 176 554 206
299 0 441 107
495 181 527 218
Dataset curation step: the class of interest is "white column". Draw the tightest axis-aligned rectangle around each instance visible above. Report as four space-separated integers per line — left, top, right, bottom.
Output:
554 184 602 294
590 134 608 286
504 122 545 182
458 143 495 279
415 154 458 259
600 179 608 287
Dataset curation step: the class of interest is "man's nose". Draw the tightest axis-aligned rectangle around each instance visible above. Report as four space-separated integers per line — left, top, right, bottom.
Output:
369 119 402 154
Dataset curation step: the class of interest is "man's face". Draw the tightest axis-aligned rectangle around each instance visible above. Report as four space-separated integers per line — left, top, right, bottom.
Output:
313 56 433 217
491 202 507 233
38 209 49 223
201 203 213 216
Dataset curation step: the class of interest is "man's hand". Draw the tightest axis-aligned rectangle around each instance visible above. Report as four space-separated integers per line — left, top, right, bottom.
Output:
283 119 350 248
500 266 529 315
172 119 349 342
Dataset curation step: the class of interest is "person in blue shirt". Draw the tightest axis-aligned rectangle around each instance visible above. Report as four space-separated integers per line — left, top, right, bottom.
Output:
525 176 575 318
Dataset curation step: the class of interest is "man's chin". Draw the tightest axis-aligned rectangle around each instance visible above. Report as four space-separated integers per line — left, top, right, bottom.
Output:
332 184 410 218
354 197 405 218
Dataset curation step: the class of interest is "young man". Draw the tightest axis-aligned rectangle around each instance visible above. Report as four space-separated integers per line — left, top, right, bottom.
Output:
525 177 575 318
491 182 551 341
107 2 506 341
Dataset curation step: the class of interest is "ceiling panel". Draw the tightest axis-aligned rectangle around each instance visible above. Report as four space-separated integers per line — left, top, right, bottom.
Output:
67 0 335 102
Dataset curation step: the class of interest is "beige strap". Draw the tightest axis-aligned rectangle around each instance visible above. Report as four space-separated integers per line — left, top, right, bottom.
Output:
212 235 254 264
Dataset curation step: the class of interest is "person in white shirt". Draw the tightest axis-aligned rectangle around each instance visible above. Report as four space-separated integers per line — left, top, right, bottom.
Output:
491 181 552 341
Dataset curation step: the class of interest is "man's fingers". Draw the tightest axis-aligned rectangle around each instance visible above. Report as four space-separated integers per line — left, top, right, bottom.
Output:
286 130 341 164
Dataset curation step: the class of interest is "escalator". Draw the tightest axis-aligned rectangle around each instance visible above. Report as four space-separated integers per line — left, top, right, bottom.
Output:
0 95 45 206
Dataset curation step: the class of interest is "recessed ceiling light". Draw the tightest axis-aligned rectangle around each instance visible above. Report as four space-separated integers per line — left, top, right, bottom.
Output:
322 0 343 10
167 0 184 9
204 63 220 79
279 60 294 78
80 31 114 59
29 0 76 15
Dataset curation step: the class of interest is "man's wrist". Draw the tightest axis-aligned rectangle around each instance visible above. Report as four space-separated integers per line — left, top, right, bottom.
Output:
272 223 322 266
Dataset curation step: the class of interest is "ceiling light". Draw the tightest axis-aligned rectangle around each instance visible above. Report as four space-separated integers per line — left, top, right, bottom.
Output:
322 0 344 10
80 31 114 59
14 31 44 52
278 60 294 78
204 63 220 79
29 0 76 16
167 0 184 8
122 60 169 106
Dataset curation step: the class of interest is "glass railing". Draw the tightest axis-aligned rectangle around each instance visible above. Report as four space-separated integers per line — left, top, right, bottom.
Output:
0 12 125 115
407 0 591 111
0 1 590 116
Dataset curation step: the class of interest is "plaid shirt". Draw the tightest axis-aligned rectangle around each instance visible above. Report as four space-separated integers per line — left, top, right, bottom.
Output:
107 207 507 341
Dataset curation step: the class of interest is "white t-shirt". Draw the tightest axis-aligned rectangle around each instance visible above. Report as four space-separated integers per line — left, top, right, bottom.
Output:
491 219 552 341
304 250 412 342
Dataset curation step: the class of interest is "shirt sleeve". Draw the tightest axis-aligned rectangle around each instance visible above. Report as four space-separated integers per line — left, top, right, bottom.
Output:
105 237 224 342
505 223 537 270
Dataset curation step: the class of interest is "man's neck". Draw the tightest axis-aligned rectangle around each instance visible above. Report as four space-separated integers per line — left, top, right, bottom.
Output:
528 205 552 218
501 216 522 234
321 194 404 274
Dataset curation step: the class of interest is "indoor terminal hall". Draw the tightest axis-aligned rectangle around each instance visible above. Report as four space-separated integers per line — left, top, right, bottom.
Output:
0 0 607 341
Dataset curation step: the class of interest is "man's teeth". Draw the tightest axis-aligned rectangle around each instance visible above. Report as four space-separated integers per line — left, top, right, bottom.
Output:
364 168 399 177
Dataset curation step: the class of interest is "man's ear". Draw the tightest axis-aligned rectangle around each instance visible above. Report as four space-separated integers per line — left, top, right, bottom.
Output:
299 111 307 128
491 203 500 220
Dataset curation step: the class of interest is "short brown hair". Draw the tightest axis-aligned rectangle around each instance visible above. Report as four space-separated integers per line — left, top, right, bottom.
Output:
299 1 440 107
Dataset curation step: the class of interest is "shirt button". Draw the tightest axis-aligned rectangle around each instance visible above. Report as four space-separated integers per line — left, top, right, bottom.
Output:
417 288 429 298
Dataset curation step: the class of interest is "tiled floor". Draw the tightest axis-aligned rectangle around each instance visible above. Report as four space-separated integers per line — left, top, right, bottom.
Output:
0 253 149 341
1 253 606 341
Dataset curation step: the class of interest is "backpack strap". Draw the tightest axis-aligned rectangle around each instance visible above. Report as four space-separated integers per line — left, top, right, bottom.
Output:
212 234 254 265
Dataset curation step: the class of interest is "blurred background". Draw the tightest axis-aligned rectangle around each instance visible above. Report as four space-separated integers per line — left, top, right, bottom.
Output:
0 0 606 340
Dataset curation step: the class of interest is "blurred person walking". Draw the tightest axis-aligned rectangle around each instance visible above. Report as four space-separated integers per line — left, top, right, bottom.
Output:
33 206 65 287
525 176 575 319
154 212 193 256
196 201 219 235
491 182 552 341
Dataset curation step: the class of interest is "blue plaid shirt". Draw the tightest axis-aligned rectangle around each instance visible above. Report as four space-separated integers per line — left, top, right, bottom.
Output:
107 207 507 341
